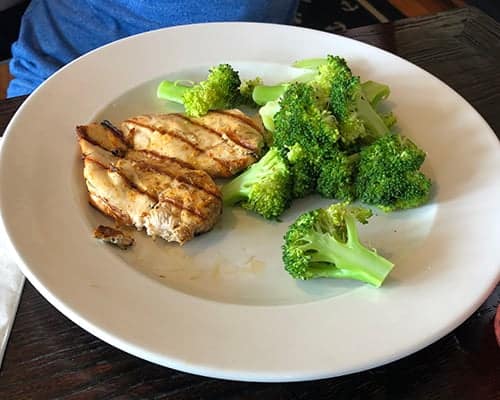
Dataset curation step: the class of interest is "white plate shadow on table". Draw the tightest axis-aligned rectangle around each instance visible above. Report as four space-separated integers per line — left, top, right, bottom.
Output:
0 22 499 382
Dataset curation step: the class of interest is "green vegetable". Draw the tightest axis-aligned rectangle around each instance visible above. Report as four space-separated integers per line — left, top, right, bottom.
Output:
253 84 288 106
221 147 292 220
156 80 190 104
303 55 352 109
286 143 320 199
157 64 242 117
329 67 391 147
270 82 342 202
157 56 431 222
317 152 359 201
361 80 391 106
253 55 395 149
292 57 331 70
258 99 281 133
239 77 264 107
273 82 339 153
253 55 349 108
380 112 397 129
282 202 394 287
355 134 432 211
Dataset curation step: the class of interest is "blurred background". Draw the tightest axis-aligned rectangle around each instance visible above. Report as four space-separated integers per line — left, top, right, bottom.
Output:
1 0 499 99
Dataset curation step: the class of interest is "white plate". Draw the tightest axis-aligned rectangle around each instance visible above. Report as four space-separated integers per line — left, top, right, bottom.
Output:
1 22 499 382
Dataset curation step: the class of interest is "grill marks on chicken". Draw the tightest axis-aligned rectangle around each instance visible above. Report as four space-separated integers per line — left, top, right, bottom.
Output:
77 121 223 244
125 150 222 199
77 121 128 156
121 109 265 178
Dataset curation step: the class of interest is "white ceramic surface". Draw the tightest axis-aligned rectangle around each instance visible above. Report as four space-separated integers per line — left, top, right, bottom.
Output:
0 22 499 382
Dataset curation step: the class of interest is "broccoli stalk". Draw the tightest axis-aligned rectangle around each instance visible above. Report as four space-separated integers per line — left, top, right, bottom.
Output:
292 57 331 69
380 112 397 129
156 80 191 104
283 202 394 287
361 80 391 106
222 147 292 220
253 84 288 106
258 99 281 133
355 89 392 138
157 64 242 117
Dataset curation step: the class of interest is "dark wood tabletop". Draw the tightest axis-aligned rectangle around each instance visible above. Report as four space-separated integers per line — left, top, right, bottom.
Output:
1 6 499 399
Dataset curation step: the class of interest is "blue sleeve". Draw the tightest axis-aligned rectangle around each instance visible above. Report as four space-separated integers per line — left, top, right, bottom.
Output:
7 0 299 98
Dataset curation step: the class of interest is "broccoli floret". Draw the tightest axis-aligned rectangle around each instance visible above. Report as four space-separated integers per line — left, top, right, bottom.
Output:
329 65 391 147
252 55 349 108
221 147 292 219
239 77 263 107
157 64 242 117
282 202 394 287
316 152 359 201
355 134 432 211
298 55 351 109
273 82 339 153
253 57 394 150
286 143 320 199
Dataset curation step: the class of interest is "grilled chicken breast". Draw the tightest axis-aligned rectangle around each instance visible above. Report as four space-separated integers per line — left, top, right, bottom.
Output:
121 109 265 178
77 122 222 244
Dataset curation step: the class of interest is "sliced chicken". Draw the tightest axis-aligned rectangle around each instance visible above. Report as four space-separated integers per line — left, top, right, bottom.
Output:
121 109 265 178
77 122 222 244
94 225 135 250
77 120 128 156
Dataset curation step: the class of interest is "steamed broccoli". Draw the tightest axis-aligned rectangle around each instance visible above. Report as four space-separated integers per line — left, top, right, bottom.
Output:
316 152 359 201
157 64 242 117
282 202 394 287
355 134 432 211
380 112 397 129
251 65 318 106
221 147 292 219
269 83 341 199
252 55 348 108
361 81 398 130
239 77 263 107
254 56 395 149
294 55 351 109
273 82 339 153
253 55 396 155
286 143 320 199
253 83 289 106
258 99 281 133
361 80 391 106
329 66 392 147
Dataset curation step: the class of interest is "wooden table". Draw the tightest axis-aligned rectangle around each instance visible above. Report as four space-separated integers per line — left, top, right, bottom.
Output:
1 6 499 399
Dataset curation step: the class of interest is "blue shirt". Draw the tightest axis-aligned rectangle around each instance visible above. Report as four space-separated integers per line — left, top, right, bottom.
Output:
7 0 299 97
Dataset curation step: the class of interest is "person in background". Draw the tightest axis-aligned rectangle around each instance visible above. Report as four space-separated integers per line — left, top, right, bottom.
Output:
7 0 299 98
